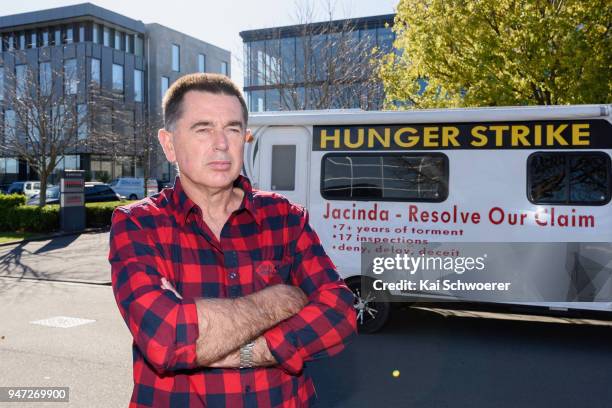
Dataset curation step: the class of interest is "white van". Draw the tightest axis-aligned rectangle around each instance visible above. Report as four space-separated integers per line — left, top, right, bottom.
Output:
8 181 41 198
245 105 612 332
109 178 144 200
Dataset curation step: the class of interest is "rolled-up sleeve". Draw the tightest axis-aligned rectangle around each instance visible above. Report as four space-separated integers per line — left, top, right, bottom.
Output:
109 208 200 374
263 208 357 375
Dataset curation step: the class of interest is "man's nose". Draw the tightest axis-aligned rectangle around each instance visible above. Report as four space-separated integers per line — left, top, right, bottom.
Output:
211 129 229 151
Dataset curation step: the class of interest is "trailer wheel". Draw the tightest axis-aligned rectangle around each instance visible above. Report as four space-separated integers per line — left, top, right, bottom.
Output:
345 276 390 334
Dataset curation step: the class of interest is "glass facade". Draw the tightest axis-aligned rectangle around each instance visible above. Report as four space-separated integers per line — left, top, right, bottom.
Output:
0 12 224 184
242 15 395 111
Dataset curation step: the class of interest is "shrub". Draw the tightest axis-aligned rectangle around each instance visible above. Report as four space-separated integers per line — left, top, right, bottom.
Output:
0 200 134 233
86 201 126 228
0 194 26 211
1 205 60 233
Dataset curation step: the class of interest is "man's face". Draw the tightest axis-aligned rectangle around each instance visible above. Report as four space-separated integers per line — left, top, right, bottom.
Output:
158 91 249 190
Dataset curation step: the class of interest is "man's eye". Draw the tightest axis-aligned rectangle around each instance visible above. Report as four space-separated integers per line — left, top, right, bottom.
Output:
227 128 242 134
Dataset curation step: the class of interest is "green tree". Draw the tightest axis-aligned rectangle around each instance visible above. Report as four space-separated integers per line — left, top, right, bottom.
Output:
378 0 611 108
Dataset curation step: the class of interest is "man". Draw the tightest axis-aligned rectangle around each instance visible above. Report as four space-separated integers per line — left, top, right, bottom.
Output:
109 73 357 407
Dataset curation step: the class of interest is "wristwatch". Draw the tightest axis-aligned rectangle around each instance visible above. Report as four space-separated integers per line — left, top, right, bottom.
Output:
239 342 255 369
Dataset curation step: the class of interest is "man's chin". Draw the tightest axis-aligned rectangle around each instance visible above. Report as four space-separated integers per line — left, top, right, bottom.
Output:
185 173 237 190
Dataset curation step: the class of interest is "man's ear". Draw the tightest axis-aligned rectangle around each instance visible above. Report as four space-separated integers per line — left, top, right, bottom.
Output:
245 128 254 143
158 128 176 163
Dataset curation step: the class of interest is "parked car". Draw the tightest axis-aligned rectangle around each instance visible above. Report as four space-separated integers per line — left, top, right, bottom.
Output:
109 178 145 200
7 181 44 198
27 183 121 205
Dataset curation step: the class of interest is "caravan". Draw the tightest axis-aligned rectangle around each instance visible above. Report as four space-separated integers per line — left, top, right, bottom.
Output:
245 105 612 333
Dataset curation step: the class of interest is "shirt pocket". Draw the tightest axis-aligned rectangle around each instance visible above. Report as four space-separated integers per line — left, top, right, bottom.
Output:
252 257 293 291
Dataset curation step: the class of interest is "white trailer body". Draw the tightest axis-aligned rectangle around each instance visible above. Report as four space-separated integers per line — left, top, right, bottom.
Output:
245 105 612 330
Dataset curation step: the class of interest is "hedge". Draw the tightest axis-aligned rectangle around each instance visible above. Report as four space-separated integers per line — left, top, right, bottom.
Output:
0 205 59 233
0 194 26 211
0 200 135 233
86 201 127 228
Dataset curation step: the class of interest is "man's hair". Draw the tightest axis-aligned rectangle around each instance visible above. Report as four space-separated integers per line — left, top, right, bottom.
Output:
162 73 248 131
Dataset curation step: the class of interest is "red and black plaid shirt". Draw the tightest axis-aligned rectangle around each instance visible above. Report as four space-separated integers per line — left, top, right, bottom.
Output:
109 175 357 407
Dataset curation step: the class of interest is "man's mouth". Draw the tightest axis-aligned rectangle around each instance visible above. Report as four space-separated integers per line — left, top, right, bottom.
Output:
208 160 231 170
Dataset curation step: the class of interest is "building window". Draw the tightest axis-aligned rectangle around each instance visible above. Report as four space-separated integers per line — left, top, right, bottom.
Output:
90 58 101 85
112 64 124 92
280 37 296 85
30 32 37 48
79 24 85 42
28 108 41 142
18 32 26 49
528 152 611 205
64 59 78 95
221 61 228 76
172 44 180 71
39 62 52 96
134 69 143 102
93 24 99 44
77 104 88 140
65 26 74 44
42 30 49 47
114 30 122 50
377 26 394 53
54 28 61 46
15 65 28 98
249 90 264 112
8 34 15 50
265 89 280 111
271 145 296 191
0 157 19 175
161 76 169 101
0 69 4 101
4 110 15 140
103 26 110 47
125 34 132 53
321 153 449 201
134 35 143 56
198 54 206 72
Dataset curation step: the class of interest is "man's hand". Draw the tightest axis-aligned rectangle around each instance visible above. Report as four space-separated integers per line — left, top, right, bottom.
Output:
161 277 182 299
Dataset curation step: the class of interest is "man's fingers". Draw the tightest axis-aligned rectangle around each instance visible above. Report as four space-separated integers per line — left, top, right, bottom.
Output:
160 277 183 299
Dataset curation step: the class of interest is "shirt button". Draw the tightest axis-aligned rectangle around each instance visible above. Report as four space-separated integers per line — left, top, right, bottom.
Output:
229 272 237 279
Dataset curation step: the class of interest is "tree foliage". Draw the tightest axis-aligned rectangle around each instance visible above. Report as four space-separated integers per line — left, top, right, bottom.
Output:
378 0 611 108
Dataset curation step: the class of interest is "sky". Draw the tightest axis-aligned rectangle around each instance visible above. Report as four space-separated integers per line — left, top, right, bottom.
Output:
0 0 398 88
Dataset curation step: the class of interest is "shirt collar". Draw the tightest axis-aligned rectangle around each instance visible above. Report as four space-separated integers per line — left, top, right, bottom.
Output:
170 175 260 227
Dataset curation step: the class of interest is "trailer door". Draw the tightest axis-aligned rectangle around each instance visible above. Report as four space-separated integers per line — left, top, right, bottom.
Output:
257 126 309 207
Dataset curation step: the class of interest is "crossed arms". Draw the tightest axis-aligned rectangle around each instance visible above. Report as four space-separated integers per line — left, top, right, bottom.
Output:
109 207 357 375
161 277 306 368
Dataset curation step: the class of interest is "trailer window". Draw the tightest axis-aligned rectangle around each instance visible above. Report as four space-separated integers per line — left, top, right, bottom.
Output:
528 152 611 205
321 153 448 202
271 145 296 191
